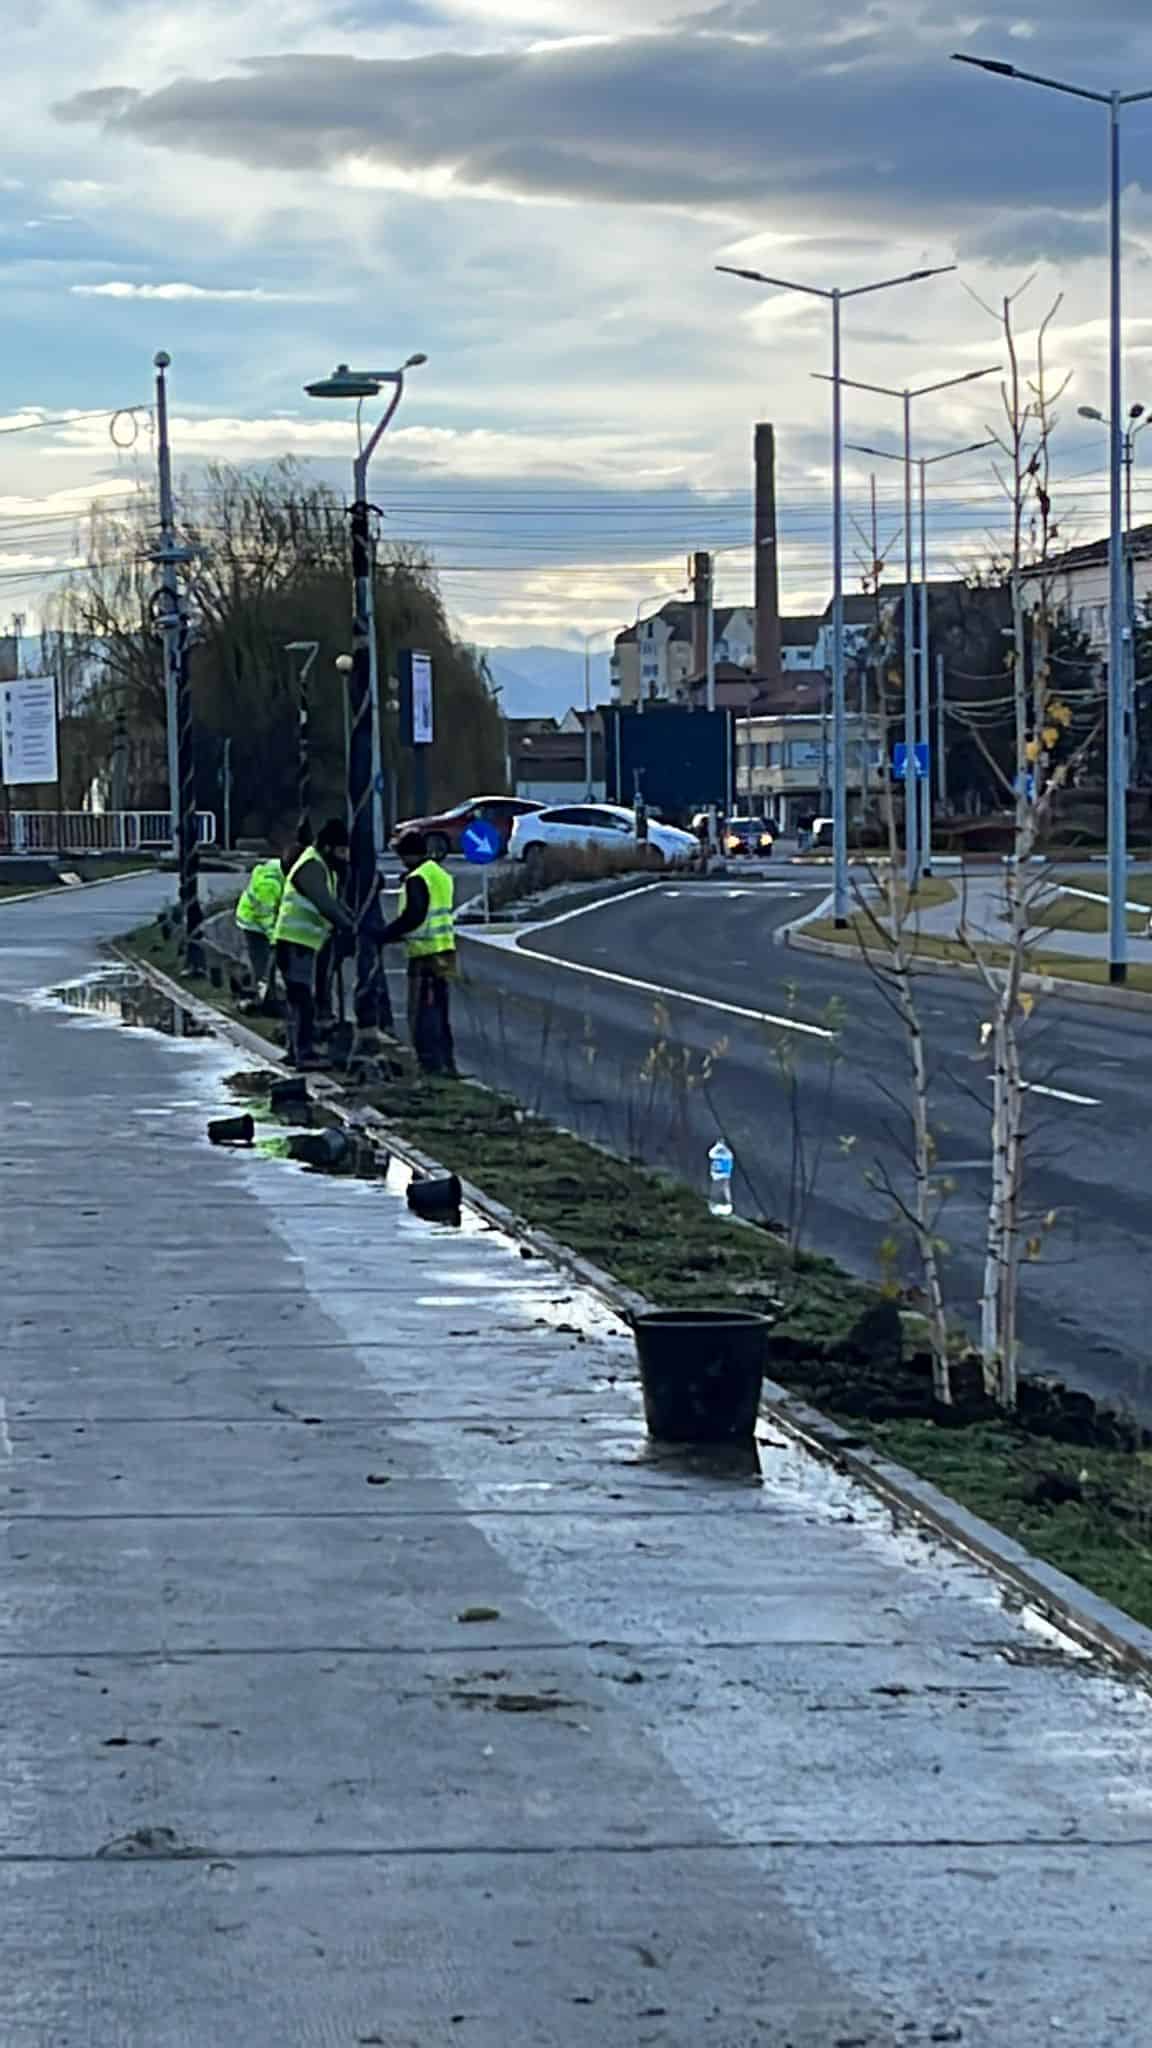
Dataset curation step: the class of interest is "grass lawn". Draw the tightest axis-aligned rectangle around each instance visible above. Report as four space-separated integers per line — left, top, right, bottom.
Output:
1022 870 1152 938
802 914 1152 992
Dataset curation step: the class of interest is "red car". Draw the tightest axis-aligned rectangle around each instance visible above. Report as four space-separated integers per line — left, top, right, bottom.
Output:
391 795 544 858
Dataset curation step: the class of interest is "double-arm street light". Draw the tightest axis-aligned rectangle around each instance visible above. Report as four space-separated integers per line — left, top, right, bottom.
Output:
1079 400 1150 765
719 261 954 922
848 436 995 873
954 54 1152 979
1079 400 1151 536
304 354 426 1031
818 366 998 884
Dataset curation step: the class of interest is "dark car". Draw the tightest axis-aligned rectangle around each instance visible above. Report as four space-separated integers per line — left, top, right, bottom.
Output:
391 795 544 858
724 816 775 857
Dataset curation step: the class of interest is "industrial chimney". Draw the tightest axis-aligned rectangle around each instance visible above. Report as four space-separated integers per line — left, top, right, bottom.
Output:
754 424 782 696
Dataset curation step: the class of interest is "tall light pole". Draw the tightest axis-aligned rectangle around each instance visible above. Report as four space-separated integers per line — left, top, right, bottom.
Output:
823 367 998 884
151 351 202 971
849 435 994 874
1079 402 1149 766
579 627 614 796
304 355 425 1032
285 640 320 837
720 261 955 922
954 56 1152 979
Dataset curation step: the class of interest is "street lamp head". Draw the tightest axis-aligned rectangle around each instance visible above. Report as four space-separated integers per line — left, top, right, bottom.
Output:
1078 404 1106 423
154 349 171 370
305 364 383 400
1131 402 1147 421
952 53 1017 78
403 352 428 369
334 654 354 673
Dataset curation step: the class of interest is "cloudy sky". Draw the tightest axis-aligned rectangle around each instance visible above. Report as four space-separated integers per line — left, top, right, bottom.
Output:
4 0 1152 650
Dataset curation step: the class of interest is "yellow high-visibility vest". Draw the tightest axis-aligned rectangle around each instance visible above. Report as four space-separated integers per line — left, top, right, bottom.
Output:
235 859 284 935
272 848 337 952
404 859 455 960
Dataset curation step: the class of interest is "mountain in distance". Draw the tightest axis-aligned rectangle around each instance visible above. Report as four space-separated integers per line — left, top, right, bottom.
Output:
483 645 612 720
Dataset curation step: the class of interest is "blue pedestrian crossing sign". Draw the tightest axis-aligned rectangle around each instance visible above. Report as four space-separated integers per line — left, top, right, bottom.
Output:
460 817 503 864
893 742 930 782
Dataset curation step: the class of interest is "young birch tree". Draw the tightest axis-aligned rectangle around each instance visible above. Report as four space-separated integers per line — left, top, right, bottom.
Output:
962 291 1098 1405
850 748 954 1405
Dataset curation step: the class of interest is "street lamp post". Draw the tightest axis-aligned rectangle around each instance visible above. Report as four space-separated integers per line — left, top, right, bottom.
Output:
304 355 426 1032
719 260 955 923
1079 402 1150 767
151 351 202 971
954 55 1152 980
285 640 319 839
824 367 998 885
849 436 994 874
579 627 614 797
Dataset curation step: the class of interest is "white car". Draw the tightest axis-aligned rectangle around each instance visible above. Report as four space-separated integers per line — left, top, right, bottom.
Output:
508 802 698 868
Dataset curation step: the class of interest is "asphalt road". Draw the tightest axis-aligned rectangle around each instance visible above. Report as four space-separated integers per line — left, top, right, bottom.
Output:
454 875 1152 1421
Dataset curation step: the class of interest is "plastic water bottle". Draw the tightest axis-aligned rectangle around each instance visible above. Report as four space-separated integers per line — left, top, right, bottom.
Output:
708 1139 734 1216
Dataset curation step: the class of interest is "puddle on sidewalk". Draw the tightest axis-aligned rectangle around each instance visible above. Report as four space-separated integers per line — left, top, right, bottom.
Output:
48 968 212 1039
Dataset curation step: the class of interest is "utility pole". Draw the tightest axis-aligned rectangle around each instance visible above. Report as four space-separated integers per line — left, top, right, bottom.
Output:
936 653 947 812
221 737 232 852
152 351 202 970
918 459 932 876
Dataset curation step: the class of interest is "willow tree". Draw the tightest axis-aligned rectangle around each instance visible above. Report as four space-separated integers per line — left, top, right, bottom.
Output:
57 459 506 834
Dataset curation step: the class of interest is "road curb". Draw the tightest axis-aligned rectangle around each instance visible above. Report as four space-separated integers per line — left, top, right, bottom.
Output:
785 924 1152 1013
0 867 156 910
119 941 1152 1684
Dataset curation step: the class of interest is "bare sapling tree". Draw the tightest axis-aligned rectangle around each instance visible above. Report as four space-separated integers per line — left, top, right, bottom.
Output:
848 763 954 1404
957 289 1100 1405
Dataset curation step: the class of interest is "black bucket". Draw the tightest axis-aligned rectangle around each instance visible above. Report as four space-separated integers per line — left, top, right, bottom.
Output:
407 1173 463 1220
632 1309 770 1444
208 1112 255 1146
269 1075 309 1110
286 1129 349 1170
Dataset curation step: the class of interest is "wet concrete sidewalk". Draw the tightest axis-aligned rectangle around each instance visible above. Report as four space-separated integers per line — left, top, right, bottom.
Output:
2 880 1152 2045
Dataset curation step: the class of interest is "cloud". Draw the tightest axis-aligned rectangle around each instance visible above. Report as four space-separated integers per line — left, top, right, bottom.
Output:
51 1 1152 243
959 210 1109 270
54 30 1130 237
69 279 309 300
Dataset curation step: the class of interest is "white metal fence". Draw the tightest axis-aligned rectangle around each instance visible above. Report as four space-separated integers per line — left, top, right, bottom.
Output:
0 811 217 855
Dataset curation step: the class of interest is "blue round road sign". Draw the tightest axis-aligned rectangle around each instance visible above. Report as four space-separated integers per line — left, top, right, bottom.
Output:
460 817 503 865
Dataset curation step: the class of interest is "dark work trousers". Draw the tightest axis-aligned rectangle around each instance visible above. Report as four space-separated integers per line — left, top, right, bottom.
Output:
355 908 395 1034
314 937 334 1022
243 929 273 994
275 940 319 1064
407 956 456 1075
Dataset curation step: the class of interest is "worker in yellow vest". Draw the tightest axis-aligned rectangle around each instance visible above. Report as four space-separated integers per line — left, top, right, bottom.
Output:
272 819 356 1068
379 830 457 1074
234 847 287 999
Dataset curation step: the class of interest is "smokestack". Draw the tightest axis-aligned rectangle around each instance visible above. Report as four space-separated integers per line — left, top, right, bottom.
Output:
691 551 712 678
754 424 782 693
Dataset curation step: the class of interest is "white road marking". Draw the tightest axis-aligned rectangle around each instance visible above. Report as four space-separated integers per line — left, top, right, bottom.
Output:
0 1399 12 1458
504 942 838 1040
1021 1081 1101 1107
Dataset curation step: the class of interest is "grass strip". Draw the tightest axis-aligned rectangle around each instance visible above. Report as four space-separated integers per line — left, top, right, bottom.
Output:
119 916 1152 1631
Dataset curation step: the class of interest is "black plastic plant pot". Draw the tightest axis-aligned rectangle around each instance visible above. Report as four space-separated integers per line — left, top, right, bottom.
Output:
632 1309 770 1444
286 1129 349 1170
269 1075 309 1110
407 1173 463 1219
208 1113 255 1146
